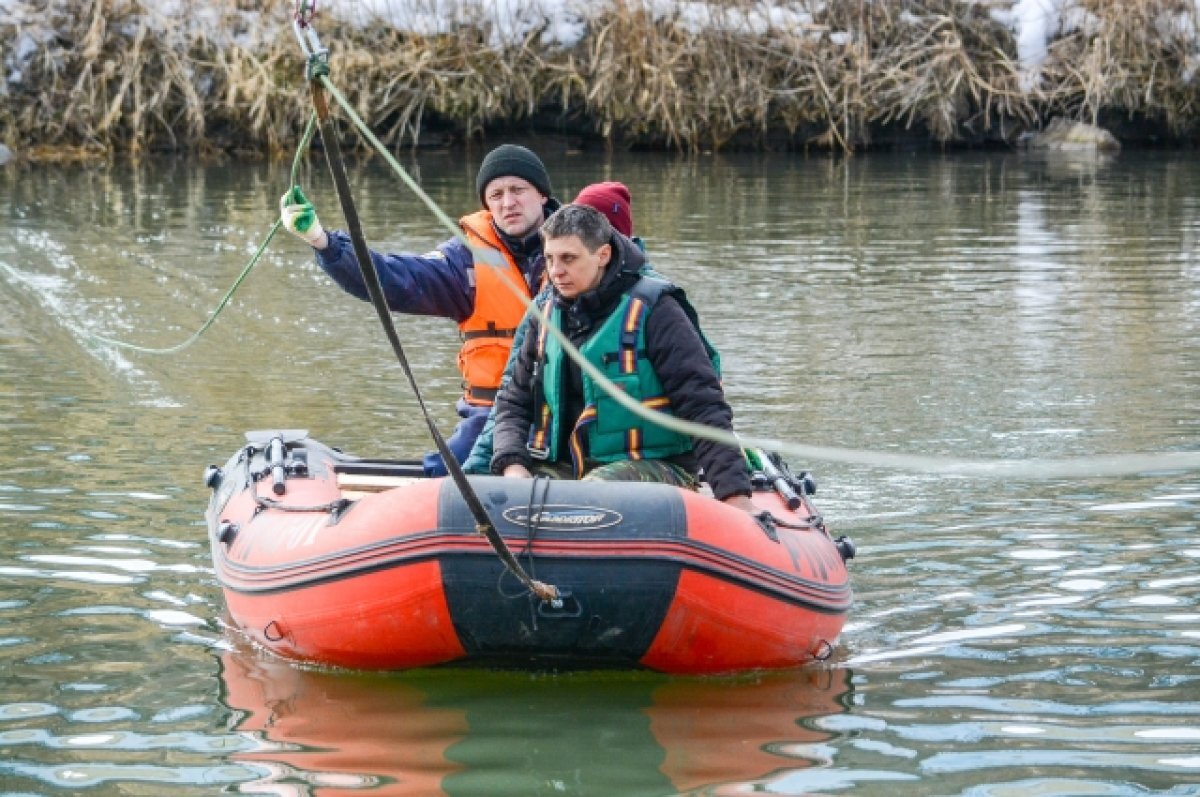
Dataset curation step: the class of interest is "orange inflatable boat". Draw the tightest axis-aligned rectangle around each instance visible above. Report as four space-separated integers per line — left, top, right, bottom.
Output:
204 430 854 674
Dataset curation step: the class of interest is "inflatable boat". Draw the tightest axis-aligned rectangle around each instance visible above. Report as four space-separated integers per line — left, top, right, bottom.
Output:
204 430 854 674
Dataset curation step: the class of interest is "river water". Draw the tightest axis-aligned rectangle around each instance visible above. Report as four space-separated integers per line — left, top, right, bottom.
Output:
1 146 1198 796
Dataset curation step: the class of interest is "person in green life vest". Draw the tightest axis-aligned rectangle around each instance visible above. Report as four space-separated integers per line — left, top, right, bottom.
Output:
463 181 640 475
488 203 756 512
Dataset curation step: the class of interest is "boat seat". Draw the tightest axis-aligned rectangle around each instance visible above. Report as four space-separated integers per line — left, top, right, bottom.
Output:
336 472 421 499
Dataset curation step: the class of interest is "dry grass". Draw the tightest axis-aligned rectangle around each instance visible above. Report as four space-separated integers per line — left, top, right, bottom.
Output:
2 0 1197 162
1037 0 1200 133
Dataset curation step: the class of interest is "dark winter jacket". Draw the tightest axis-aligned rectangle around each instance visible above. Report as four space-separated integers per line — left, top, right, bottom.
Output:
314 203 558 321
489 233 751 501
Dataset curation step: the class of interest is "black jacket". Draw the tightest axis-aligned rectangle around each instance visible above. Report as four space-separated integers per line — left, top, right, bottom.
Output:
490 233 752 501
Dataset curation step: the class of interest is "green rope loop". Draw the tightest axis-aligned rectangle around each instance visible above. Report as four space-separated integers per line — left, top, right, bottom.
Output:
86 114 318 355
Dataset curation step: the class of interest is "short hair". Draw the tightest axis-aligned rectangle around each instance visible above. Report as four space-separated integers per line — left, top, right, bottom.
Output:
541 204 613 251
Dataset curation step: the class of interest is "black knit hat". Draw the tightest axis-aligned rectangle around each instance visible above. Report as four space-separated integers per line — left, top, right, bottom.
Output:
475 144 553 206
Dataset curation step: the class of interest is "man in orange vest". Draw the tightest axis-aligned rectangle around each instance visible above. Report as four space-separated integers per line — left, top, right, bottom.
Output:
280 144 559 476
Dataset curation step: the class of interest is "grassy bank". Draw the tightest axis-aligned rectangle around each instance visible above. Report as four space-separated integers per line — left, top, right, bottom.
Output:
4 0 1199 162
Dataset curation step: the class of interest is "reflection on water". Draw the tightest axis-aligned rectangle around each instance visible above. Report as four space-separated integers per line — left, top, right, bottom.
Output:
1 149 1198 794
222 646 466 796
220 644 851 797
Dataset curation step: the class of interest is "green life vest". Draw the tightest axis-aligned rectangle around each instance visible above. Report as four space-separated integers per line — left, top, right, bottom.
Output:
527 275 721 474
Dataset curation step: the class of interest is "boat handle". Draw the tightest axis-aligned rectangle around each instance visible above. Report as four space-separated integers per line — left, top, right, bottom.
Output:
537 589 582 619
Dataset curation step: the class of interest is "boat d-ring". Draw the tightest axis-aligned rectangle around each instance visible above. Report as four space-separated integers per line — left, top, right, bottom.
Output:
537 589 582 618
263 620 287 642
812 638 834 661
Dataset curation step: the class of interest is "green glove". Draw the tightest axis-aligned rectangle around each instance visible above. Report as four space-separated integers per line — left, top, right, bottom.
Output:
280 185 326 247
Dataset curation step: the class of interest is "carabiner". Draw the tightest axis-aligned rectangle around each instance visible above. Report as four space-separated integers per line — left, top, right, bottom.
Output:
292 16 329 81
293 0 317 28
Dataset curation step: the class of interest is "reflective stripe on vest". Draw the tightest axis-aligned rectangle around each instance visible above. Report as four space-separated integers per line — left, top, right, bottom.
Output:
457 210 533 406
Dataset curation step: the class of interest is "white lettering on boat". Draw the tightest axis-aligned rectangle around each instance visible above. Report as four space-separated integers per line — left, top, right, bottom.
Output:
501 505 623 532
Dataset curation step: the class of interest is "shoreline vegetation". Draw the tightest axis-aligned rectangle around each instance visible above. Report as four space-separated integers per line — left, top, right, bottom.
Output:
5 0 1200 164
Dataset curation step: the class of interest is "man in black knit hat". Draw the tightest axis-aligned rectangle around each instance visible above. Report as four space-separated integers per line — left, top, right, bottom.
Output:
280 144 560 476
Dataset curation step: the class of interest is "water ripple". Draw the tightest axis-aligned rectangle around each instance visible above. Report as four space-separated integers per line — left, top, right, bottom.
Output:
894 696 1200 717
923 749 1200 775
0 566 138 585
0 760 263 789
0 728 254 754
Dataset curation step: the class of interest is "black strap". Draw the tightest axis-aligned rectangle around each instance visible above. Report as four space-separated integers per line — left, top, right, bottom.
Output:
602 350 646 365
308 75 557 604
464 323 519 341
465 386 498 402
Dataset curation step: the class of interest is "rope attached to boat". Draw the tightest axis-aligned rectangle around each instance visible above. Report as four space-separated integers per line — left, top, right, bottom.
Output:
492 475 556 629
295 14 559 605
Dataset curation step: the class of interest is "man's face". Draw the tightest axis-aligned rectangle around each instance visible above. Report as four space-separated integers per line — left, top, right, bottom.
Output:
484 177 547 238
544 235 611 299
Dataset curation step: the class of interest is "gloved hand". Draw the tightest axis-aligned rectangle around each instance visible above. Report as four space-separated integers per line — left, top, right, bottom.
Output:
280 185 327 248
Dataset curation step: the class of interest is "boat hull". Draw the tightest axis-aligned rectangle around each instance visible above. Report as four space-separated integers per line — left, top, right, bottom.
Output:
206 432 852 674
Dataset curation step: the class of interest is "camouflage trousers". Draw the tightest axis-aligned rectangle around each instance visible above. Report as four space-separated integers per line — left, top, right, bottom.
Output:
528 459 698 490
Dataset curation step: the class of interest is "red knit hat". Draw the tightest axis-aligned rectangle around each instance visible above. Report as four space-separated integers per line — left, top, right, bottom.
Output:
574 181 633 237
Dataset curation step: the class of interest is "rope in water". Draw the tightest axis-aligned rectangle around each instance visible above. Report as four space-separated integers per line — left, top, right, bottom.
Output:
84 114 319 355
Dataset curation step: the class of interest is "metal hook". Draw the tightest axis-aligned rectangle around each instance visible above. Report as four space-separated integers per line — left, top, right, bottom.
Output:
291 0 326 65
292 18 326 60
293 0 317 28
292 18 329 82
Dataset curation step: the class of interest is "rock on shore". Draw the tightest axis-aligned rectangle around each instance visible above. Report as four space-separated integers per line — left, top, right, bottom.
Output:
1024 119 1122 153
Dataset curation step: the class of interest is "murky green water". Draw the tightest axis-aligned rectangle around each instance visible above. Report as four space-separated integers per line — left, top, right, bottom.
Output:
2 146 1198 796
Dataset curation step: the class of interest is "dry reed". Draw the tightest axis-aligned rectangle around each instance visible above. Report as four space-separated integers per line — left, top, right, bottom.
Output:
2 0 1197 162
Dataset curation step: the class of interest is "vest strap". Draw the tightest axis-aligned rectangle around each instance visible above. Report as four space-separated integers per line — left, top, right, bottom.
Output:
463 322 520 341
568 406 598 477
465 385 498 403
527 401 552 459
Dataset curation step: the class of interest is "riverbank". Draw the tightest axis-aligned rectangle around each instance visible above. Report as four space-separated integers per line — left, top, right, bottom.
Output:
5 0 1199 162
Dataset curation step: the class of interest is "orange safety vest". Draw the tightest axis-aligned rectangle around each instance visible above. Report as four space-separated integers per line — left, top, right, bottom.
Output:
457 210 534 406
